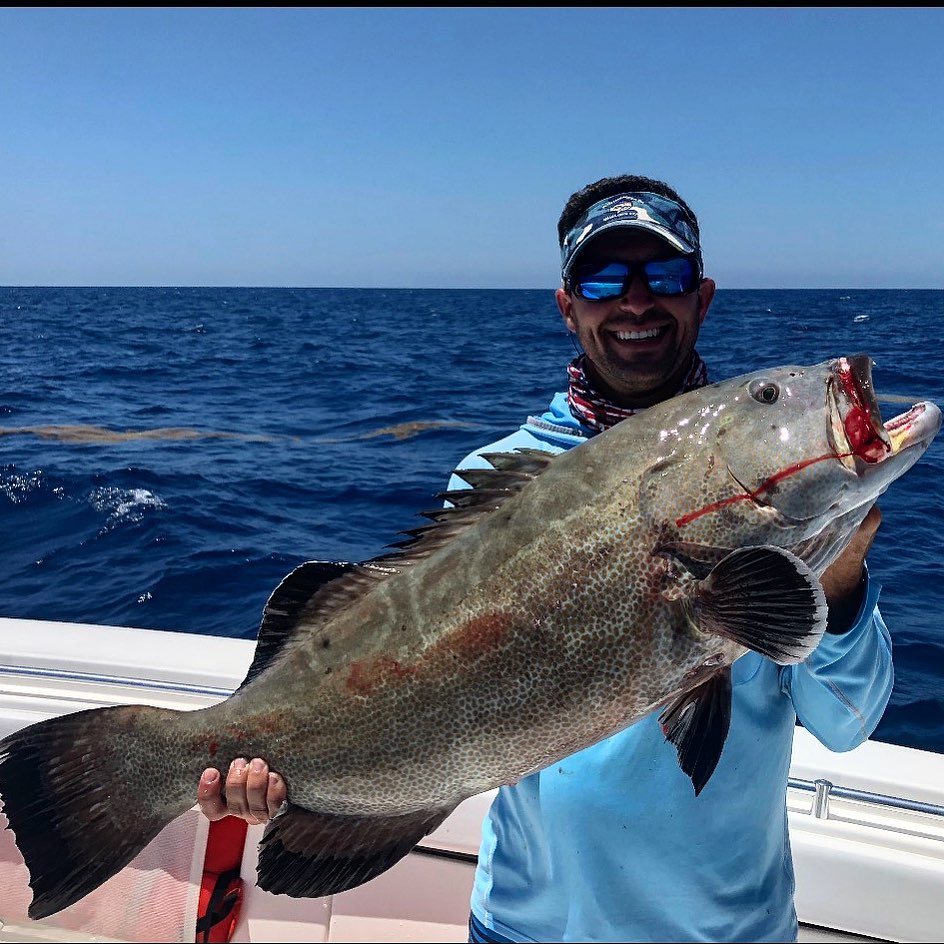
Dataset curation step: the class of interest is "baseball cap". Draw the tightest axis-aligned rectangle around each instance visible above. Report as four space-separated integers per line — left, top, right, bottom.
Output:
560 191 702 279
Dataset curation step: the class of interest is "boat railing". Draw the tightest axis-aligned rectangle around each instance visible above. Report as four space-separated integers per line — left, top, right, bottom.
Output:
789 775 944 819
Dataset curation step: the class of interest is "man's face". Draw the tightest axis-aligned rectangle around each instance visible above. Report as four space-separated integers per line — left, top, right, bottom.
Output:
555 230 716 407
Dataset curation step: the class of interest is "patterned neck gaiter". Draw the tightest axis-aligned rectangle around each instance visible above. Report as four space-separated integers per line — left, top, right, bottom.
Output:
566 352 709 433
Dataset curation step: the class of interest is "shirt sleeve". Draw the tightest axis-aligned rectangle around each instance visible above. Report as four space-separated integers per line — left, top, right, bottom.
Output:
779 565 893 752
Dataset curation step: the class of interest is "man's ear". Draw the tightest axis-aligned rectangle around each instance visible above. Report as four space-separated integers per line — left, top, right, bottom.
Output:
556 286 577 333
697 278 716 325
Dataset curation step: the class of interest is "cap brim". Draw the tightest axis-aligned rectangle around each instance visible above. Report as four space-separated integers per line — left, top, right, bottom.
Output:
562 220 696 277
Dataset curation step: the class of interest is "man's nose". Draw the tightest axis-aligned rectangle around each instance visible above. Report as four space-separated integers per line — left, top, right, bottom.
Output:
616 273 655 315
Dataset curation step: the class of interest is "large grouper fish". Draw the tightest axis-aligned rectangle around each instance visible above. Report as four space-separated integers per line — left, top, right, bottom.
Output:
0 354 940 920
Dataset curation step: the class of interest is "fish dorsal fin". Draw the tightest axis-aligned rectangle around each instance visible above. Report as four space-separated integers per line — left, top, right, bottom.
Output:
237 560 396 691
239 448 557 691
381 447 557 561
476 446 559 475
457 447 557 488
434 447 556 511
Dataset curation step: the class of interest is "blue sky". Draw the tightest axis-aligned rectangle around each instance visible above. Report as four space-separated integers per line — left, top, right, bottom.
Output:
1 7 941 289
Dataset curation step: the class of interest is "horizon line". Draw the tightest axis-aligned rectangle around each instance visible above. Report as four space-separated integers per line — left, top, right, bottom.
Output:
1 284 941 292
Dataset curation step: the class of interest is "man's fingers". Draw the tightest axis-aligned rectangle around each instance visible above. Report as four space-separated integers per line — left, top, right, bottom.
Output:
225 758 256 822
197 768 229 822
227 758 284 824
245 759 274 824
197 758 287 825
266 771 288 818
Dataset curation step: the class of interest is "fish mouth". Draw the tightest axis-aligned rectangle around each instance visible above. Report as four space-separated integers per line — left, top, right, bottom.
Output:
828 354 941 472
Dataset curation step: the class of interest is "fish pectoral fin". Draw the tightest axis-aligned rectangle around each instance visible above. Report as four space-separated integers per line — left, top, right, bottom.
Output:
256 801 456 898
659 668 732 796
694 545 828 665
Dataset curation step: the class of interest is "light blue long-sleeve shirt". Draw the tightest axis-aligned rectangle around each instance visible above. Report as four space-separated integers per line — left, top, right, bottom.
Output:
450 392 894 944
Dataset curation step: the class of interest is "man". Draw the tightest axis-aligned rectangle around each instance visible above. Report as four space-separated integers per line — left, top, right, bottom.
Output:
200 175 892 943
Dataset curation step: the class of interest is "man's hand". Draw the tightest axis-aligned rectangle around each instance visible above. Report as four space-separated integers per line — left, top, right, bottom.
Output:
820 504 882 633
198 758 287 825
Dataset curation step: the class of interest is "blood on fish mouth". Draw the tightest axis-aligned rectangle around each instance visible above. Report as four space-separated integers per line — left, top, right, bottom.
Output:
832 356 892 465
829 355 939 469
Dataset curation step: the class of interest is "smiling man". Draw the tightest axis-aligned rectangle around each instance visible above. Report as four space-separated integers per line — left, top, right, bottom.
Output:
445 175 891 944
556 191 715 410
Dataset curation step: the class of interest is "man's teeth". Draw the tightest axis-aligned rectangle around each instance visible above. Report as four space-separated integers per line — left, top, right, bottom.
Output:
615 327 662 341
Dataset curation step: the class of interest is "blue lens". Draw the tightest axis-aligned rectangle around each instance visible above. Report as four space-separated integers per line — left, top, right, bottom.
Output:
576 262 630 300
573 257 697 299
645 257 697 295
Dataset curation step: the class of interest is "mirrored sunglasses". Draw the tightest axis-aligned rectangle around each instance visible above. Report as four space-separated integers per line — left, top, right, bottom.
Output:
569 256 699 300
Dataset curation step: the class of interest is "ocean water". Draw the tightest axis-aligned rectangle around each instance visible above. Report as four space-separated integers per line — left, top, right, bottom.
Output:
0 286 941 754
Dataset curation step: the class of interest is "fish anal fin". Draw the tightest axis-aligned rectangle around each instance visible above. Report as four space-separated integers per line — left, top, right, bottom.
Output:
693 545 828 665
256 802 455 898
659 668 732 796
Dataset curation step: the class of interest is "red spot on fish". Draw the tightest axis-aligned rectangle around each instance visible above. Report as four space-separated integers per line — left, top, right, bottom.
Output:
344 614 512 693
449 613 512 654
189 733 221 757
346 656 416 694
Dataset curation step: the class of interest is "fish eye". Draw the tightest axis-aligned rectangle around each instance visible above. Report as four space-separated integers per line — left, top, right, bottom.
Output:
749 379 780 404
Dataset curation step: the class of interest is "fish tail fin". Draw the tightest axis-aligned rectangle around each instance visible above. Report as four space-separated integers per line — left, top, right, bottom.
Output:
0 704 198 919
